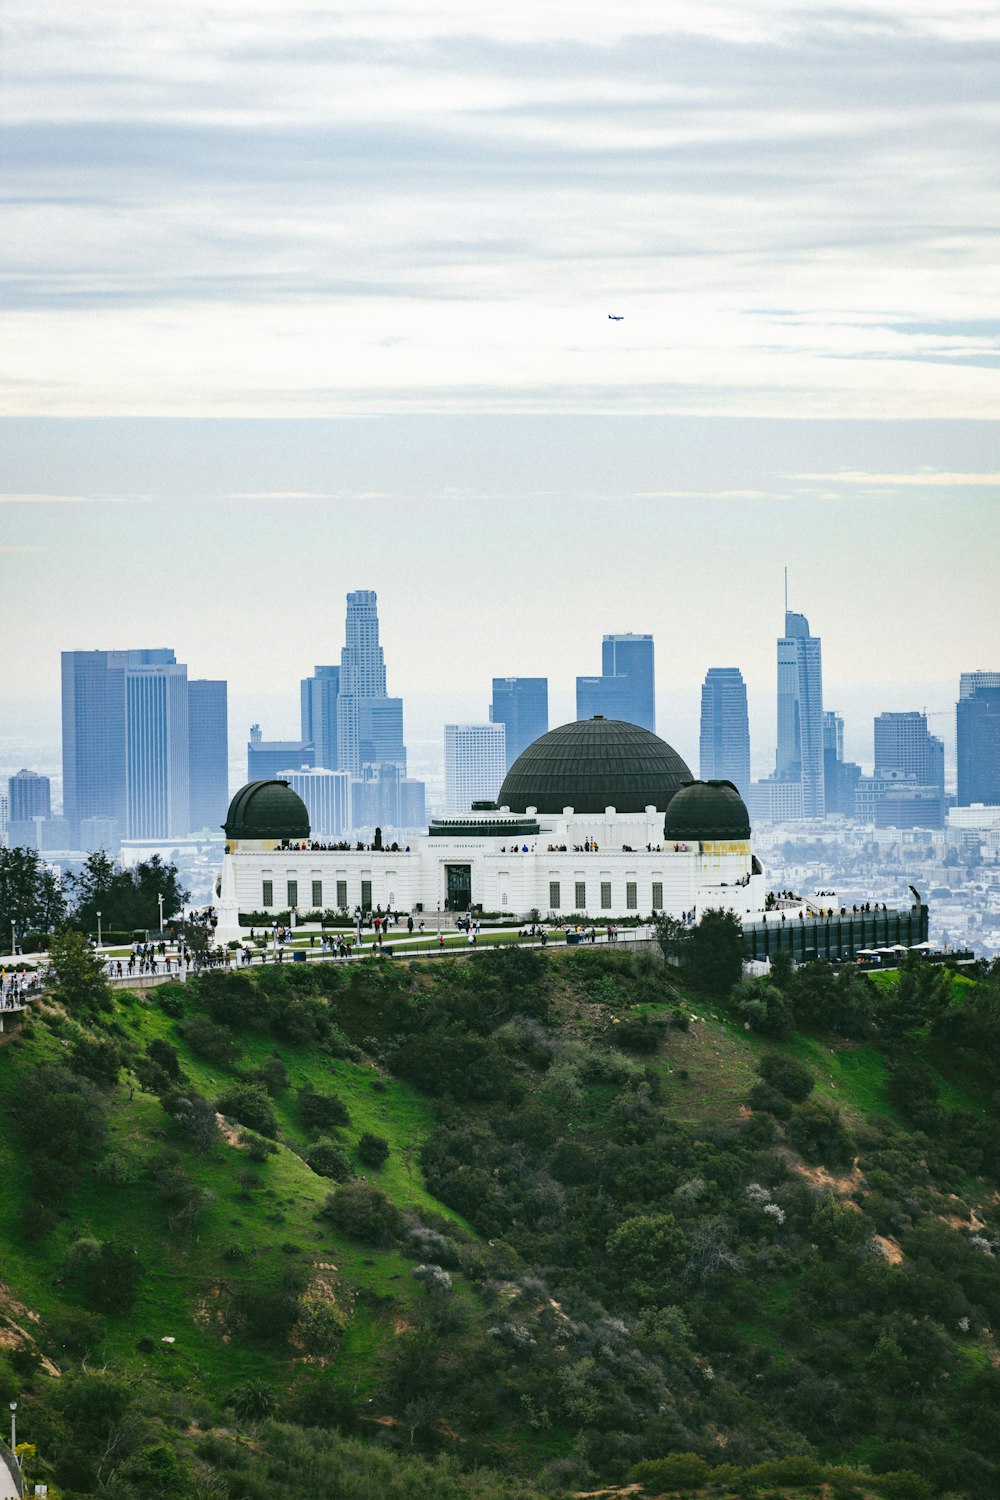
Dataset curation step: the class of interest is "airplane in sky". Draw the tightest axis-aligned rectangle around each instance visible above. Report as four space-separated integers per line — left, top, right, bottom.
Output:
608 314 624 321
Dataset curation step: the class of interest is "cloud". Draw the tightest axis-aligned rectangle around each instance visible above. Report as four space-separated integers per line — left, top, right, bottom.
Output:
0 492 137 503
789 471 1000 486
0 544 48 551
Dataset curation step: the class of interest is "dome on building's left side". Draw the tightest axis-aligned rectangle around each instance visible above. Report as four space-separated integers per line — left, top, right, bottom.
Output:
223 780 311 840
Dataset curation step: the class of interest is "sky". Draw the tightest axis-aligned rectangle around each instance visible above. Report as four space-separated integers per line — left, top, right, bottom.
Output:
1 1 998 790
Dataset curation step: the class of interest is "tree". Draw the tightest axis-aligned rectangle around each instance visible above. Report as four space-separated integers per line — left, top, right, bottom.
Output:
606 1212 689 1297
305 1138 355 1181
0 845 66 941
215 1082 278 1138
68 851 189 935
47 929 112 1012
757 1052 814 1102
730 977 792 1036
786 1098 855 1168
320 1182 403 1245
228 1379 279 1425
653 914 691 965
687 908 744 999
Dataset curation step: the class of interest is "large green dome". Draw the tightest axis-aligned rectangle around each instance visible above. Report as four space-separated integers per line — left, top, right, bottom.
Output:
498 718 692 815
223 780 310 841
664 780 751 841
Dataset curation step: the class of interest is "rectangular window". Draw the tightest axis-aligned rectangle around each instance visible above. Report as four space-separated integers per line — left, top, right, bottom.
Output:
626 881 638 910
652 881 663 910
601 881 612 910
336 879 347 908
311 879 323 908
287 879 298 909
549 881 561 909
575 880 586 909
361 879 372 911
262 879 273 908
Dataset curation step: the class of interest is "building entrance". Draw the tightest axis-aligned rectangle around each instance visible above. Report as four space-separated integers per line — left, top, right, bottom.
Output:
445 864 472 912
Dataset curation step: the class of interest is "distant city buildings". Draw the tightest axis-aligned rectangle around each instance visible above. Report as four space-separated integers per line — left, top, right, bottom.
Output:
698 668 750 798
300 664 340 771
188 680 229 833
749 606 825 822
336 590 406 777
8 769 51 823
278 767 352 840
957 680 1000 806
60 648 231 847
444 723 506 814
822 710 861 818
248 725 314 782
576 633 655 732
490 677 549 770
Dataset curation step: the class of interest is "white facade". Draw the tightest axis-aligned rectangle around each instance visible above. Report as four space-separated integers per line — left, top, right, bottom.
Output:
215 799 765 935
444 724 506 814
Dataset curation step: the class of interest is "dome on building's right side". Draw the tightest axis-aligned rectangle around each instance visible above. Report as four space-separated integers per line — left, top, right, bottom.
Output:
663 780 751 840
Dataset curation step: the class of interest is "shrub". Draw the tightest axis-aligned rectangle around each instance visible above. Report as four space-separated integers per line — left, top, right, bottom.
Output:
757 1051 815 1102
228 1379 279 1424
320 1182 403 1245
67 1034 121 1088
630 1452 709 1490
730 978 793 1037
305 1138 355 1181
298 1084 350 1132
64 1237 143 1313
215 1082 278 1138
165 1093 221 1154
180 1014 242 1066
786 1098 855 1169
357 1132 390 1168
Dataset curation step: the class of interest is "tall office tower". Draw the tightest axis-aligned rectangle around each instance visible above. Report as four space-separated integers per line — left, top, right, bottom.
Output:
698 668 750 798
125 655 190 838
575 632 655 731
300 665 340 770
874 712 944 789
335 590 407 775
957 683 1000 805
444 724 506 814
0 794 7 845
8 770 51 823
188 680 229 833
775 609 825 818
279 767 352 840
823 711 844 761
960 670 1000 700
352 763 427 832
490 678 549 770
821 709 861 818
247 725 314 782
61 649 129 842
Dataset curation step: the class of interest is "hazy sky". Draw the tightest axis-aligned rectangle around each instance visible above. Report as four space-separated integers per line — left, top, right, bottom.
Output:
1 2 998 782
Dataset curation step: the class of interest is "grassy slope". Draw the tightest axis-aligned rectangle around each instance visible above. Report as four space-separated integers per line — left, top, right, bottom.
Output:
0 986 468 1408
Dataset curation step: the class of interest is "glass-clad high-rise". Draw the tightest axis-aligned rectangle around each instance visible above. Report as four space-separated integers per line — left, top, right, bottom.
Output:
699 668 750 799
775 610 825 818
490 678 549 770
575 633 655 732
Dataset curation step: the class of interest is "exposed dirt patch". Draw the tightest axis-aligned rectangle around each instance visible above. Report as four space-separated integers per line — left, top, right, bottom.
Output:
786 1156 864 1197
872 1234 904 1264
216 1113 248 1148
0 1281 61 1376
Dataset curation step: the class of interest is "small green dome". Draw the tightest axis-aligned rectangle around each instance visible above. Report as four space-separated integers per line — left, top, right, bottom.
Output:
223 780 310 840
664 780 751 841
498 717 692 815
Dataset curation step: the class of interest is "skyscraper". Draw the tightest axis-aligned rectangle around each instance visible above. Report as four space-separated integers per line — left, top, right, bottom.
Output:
775 609 825 818
188 679 229 833
61 649 129 842
125 655 190 838
444 724 506 814
575 633 655 731
8 770 51 823
957 683 1000 805
874 712 944 789
699 668 750 798
335 590 406 776
300 665 339 770
490 678 549 770
821 710 861 818
823 711 844 761
960 670 1000 699
247 725 314 781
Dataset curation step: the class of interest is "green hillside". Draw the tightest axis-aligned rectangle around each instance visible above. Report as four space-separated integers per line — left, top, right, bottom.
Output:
2 933 1000 1499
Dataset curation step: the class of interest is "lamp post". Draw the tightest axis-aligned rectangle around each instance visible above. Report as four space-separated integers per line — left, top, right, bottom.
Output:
157 893 164 936
96 911 102 949
9 922 14 959
9 1399 16 1455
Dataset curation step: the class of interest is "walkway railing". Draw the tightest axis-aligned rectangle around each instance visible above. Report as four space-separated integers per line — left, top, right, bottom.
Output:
0 1436 24 1499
